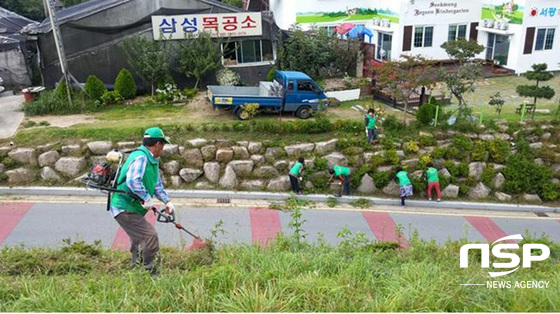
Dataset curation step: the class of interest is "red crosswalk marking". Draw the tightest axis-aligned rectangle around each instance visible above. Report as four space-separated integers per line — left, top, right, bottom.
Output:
465 216 514 243
249 208 282 247
362 211 409 249
0 203 33 246
111 211 157 251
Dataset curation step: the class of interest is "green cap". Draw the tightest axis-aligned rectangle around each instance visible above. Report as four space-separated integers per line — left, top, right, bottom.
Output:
143 127 170 144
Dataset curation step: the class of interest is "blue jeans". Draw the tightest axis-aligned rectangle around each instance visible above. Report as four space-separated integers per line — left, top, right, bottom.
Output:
367 128 377 143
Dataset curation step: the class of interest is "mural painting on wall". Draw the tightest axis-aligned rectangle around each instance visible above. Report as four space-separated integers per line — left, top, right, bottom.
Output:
481 0 525 24
295 0 400 24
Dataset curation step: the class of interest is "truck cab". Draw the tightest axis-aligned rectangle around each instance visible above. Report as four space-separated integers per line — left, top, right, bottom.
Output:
274 71 328 118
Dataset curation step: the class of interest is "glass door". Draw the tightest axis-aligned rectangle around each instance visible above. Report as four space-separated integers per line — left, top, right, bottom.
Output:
486 33 509 65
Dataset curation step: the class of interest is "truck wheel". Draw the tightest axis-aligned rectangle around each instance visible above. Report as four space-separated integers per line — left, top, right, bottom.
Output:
236 109 251 120
296 106 312 119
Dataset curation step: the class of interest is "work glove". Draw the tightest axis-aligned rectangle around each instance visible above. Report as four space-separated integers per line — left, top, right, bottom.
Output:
165 201 175 214
142 197 155 210
338 181 342 185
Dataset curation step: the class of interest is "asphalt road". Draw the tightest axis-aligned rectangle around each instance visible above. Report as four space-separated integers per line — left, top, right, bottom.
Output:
1 197 560 250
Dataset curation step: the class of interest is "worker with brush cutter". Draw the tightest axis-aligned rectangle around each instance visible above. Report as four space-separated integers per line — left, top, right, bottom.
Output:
110 127 175 277
327 165 352 197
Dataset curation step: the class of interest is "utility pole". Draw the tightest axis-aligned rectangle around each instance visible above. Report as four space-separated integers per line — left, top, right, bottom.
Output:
44 0 82 106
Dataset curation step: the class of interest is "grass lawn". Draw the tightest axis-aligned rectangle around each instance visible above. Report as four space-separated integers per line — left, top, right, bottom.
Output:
346 13 399 23
481 7 524 24
1 234 559 312
296 13 399 24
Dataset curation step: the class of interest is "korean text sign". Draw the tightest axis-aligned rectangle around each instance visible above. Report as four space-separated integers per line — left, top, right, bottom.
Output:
152 12 262 40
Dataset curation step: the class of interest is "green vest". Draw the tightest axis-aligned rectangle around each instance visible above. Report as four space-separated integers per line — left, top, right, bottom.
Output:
289 162 303 176
426 167 439 183
334 165 351 177
366 114 376 129
396 171 411 187
111 145 160 216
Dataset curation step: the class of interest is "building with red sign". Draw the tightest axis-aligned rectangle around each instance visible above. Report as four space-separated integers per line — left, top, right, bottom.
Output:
28 0 280 88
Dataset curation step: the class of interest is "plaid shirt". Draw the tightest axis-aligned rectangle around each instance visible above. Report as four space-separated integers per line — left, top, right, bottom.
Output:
110 153 169 217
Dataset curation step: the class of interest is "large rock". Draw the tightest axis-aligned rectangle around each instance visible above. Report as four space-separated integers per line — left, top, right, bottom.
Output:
432 159 446 169
216 148 234 163
163 160 181 175
274 160 289 172
161 144 179 157
195 181 214 189
117 141 137 150
170 176 182 187
0 146 11 157
402 159 419 169
219 166 238 189
357 174 376 194
0 163 3 173
267 176 291 191
494 164 506 172
248 142 263 154
534 158 544 166
237 141 249 148
61 145 81 156
523 194 542 203
438 168 451 179
552 164 560 177
228 160 254 177
36 143 57 153
541 133 552 141
495 192 512 202
493 173 505 189
396 150 405 159
203 162 221 183
441 184 459 198
284 143 315 156
325 152 348 168
468 183 491 199
179 168 203 183
38 151 60 167
200 145 217 161
188 138 208 148
87 141 112 155
250 154 265 166
315 139 338 154
496 133 511 141
232 146 250 160
253 166 279 178
55 157 86 176
382 181 400 196
529 142 543 150
412 170 423 179
40 167 61 182
241 180 265 191
6 168 35 184
183 148 203 168
264 147 284 162
468 162 487 181
215 139 231 148
8 148 36 165
479 134 494 141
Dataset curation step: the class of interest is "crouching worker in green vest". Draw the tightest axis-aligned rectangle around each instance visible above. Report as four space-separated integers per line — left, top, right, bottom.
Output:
328 165 351 197
110 127 175 276
289 157 305 195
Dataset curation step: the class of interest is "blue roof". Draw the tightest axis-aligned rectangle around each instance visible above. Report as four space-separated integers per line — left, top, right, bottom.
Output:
278 71 312 80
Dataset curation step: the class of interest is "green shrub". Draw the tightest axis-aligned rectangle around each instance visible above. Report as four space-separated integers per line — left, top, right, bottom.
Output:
459 184 470 196
438 176 449 189
419 135 436 147
419 154 432 168
411 177 425 195
487 139 510 164
1 157 17 169
404 141 420 154
114 69 137 99
384 150 400 166
382 115 407 137
503 155 553 195
84 75 107 101
416 103 436 125
266 66 276 82
21 89 81 116
343 146 364 156
369 154 384 169
183 87 198 99
465 176 477 187
373 171 391 189
445 161 468 178
541 182 560 201
481 167 496 187
471 141 487 161
444 146 461 160
432 147 446 159
313 157 328 171
351 165 373 189
101 91 124 105
452 135 474 152
55 81 71 99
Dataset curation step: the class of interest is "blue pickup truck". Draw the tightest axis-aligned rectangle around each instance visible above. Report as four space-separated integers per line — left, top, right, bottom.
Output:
207 70 328 120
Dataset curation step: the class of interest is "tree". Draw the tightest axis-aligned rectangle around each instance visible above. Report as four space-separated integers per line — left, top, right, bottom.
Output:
0 0 45 21
220 0 243 7
516 63 555 119
439 38 485 119
121 35 169 95
176 32 222 89
440 38 484 64
374 55 435 123
60 0 88 7
439 62 482 119
488 92 505 119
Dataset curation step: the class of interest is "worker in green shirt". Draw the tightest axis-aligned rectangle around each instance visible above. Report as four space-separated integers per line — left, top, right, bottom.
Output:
289 157 305 195
328 165 351 197
425 162 441 202
365 108 378 144
395 166 413 207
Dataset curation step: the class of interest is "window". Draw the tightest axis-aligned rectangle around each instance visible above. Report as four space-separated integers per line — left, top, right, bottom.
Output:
414 26 433 48
448 24 467 41
297 81 316 92
376 32 392 60
221 40 274 65
535 28 555 51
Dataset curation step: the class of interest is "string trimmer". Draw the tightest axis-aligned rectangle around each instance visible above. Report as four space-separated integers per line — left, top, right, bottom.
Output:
82 150 209 251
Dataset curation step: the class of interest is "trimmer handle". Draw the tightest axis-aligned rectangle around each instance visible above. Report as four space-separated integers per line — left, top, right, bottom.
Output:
153 208 176 223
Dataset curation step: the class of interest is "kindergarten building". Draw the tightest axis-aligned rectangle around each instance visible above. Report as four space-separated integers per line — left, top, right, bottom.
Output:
268 0 560 74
